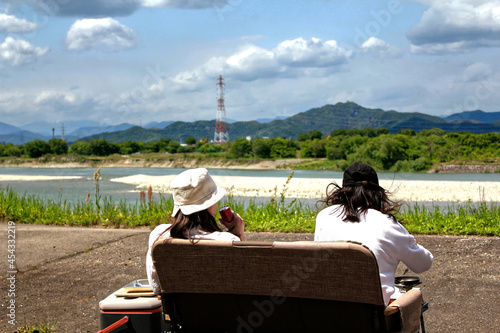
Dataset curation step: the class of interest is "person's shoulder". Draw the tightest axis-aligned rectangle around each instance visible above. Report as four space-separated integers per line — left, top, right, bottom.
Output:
194 230 240 241
365 209 395 221
318 204 342 217
149 224 171 239
365 209 410 234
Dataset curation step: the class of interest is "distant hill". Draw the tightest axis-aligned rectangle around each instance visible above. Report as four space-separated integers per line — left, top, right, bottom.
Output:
256 116 289 123
21 120 102 137
1 121 49 144
444 110 500 123
144 121 174 129
67 123 135 138
0 130 46 145
82 126 166 142
78 102 500 143
0 122 22 135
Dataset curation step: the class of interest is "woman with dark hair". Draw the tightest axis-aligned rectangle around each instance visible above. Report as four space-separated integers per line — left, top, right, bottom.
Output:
146 168 245 294
315 162 433 304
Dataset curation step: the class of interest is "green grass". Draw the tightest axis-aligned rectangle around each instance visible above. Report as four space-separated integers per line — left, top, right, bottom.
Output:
13 322 57 333
1 174 499 235
401 202 500 236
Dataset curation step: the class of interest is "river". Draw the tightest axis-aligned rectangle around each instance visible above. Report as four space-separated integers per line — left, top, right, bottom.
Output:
0 167 498 209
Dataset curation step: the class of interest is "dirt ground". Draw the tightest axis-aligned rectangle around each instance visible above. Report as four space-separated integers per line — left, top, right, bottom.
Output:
0 224 499 333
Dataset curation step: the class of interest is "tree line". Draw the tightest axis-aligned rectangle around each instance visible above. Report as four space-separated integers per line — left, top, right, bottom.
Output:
1 128 499 172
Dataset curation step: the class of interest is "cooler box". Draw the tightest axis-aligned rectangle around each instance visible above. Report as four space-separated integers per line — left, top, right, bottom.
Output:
99 279 170 333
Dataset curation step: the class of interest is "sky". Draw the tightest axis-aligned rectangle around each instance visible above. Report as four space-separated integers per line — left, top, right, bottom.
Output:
1 0 500 127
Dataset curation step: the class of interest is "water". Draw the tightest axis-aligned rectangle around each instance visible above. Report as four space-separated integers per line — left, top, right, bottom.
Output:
0 167 498 208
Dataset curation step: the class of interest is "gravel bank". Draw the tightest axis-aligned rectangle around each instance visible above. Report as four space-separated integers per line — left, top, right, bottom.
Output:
111 174 500 203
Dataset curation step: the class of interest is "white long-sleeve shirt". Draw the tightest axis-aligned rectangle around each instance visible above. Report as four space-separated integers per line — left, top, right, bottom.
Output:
146 224 240 295
315 205 433 304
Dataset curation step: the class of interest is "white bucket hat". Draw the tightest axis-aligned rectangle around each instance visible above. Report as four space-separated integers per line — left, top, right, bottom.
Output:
170 168 226 217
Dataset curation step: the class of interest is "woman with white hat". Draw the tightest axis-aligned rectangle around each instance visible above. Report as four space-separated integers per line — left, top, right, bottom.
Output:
146 168 246 294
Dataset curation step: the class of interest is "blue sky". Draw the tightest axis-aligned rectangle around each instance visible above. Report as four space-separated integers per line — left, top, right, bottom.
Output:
1 0 500 127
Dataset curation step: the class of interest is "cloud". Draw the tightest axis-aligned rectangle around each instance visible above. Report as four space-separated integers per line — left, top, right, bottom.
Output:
33 90 102 120
172 37 352 90
141 0 229 9
274 37 352 67
359 37 402 57
0 0 141 17
0 13 38 33
0 37 49 66
460 62 493 82
35 90 78 106
0 0 229 17
407 1 500 54
65 18 138 51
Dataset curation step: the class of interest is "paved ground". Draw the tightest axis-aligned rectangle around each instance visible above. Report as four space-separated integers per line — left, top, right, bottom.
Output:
0 222 499 332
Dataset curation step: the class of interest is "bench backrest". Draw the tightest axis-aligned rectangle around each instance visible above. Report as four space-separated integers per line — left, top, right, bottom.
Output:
152 238 387 332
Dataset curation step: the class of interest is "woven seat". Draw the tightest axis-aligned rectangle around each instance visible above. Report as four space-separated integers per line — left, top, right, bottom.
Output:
152 238 422 333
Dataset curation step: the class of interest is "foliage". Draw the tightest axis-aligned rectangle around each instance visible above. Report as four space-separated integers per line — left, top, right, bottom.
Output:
227 138 252 158
24 139 51 158
298 129 323 141
68 141 91 155
197 143 224 154
301 139 327 158
185 136 196 145
251 138 272 158
119 140 140 155
48 139 68 155
1 127 499 172
0 143 23 157
269 137 298 158
88 139 120 156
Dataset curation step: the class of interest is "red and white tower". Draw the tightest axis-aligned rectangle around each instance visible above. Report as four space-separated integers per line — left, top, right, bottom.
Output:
214 75 229 144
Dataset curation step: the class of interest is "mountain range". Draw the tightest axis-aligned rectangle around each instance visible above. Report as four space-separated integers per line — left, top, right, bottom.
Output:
1 102 499 145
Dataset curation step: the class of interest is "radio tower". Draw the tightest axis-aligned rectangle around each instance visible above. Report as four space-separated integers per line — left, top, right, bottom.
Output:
214 75 229 144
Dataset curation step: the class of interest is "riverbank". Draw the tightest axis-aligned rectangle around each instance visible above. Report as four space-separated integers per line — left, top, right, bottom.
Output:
0 156 308 170
1 155 499 173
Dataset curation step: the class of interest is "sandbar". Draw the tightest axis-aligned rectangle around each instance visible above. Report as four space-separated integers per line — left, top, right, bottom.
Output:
111 175 500 203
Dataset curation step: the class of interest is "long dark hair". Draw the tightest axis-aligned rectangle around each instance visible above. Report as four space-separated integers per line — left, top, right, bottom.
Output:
320 182 402 222
167 209 222 239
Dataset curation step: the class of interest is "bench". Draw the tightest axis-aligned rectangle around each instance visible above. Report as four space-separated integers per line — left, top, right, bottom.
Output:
152 238 423 332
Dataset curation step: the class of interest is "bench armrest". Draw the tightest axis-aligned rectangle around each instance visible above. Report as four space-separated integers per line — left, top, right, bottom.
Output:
385 288 423 333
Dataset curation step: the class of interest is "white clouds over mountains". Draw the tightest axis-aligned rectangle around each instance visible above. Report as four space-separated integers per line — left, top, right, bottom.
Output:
65 18 138 51
172 37 353 89
2 0 500 125
408 1 500 54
